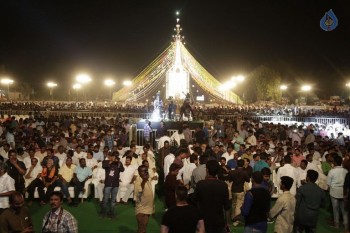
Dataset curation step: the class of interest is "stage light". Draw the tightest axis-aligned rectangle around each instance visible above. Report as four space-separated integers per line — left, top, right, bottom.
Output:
73 83 81 90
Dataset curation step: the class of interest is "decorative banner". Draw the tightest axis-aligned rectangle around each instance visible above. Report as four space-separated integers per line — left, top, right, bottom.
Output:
320 9 338 31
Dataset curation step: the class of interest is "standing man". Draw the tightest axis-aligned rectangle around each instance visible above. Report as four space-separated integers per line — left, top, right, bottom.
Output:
0 192 33 233
100 151 124 218
241 171 271 233
6 150 26 194
193 160 231 233
269 176 296 233
327 155 348 229
0 161 15 214
135 165 154 233
143 120 152 145
42 191 78 233
161 185 205 233
229 159 250 226
276 155 299 195
294 170 325 233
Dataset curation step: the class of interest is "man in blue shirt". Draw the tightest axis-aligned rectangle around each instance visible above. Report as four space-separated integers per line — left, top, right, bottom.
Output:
70 158 92 207
253 153 269 172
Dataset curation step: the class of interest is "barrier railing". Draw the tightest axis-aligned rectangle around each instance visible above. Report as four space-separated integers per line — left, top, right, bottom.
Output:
1 109 349 126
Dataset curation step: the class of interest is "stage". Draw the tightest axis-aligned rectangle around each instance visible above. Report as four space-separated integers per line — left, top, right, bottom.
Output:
136 120 204 130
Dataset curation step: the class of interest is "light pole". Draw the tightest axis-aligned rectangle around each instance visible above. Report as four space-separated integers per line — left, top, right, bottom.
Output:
301 85 312 105
76 73 91 101
346 83 350 101
47 82 57 101
232 75 245 104
280 85 288 103
73 83 81 101
104 79 116 100
1 78 14 100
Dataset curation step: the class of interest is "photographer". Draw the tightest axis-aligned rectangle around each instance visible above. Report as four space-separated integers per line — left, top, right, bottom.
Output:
100 151 124 219
42 191 78 233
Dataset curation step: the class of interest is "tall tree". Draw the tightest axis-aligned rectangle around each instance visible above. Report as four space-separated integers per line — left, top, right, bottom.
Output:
245 65 282 103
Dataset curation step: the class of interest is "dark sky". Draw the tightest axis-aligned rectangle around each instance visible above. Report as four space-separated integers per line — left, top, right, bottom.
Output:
0 0 349 98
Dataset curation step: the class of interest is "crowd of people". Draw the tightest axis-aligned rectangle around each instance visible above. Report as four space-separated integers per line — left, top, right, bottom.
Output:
1 101 350 118
0 111 350 232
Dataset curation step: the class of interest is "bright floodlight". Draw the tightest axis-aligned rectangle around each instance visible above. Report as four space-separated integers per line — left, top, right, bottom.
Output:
1 78 14 85
73 83 82 90
346 82 350 87
280 85 288 90
123 80 132 86
235 75 245 82
47 82 57 88
301 85 311 91
76 74 91 84
220 80 236 91
176 11 179 15
104 79 115 87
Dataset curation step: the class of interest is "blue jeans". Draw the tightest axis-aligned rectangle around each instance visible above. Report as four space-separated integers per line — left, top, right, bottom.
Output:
330 196 348 226
102 186 118 216
56 180 72 199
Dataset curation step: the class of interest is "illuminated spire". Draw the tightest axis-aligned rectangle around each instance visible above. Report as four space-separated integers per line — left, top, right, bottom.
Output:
172 14 184 70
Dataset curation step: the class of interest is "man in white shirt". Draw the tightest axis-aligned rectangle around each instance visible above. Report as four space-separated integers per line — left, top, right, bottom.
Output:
91 162 105 203
23 148 40 169
93 145 104 162
327 155 348 229
55 145 67 167
163 151 175 180
85 150 98 170
73 145 87 162
221 145 236 164
34 146 47 163
0 143 11 160
180 153 197 186
0 161 15 214
276 155 299 195
24 157 42 187
245 130 257 146
118 156 137 204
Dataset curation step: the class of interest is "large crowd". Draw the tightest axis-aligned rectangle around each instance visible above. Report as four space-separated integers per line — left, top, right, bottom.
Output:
0 111 350 233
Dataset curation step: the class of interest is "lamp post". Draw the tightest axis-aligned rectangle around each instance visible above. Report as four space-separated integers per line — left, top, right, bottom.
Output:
47 82 57 101
73 83 81 101
301 85 312 105
1 78 14 100
104 79 116 100
231 75 245 104
280 85 288 103
76 73 91 101
346 83 350 102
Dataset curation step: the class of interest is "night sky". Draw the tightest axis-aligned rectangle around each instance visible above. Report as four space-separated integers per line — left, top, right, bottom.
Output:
0 0 349 99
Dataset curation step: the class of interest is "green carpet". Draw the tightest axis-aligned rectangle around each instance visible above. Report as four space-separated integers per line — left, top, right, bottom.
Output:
28 197 342 233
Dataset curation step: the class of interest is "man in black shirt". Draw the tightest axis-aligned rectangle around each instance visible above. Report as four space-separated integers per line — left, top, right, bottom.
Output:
193 160 231 233
100 151 124 219
241 171 271 233
161 185 204 233
229 159 250 226
6 150 26 194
